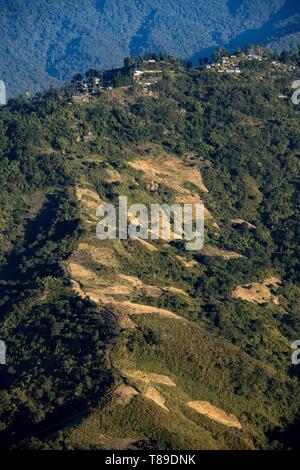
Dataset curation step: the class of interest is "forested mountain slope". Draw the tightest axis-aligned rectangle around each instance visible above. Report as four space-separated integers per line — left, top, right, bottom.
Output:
0 54 300 449
0 0 300 97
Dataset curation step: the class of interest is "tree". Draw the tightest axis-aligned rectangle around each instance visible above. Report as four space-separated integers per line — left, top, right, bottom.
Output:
212 47 229 61
124 57 133 69
71 73 83 83
280 50 292 64
85 69 101 79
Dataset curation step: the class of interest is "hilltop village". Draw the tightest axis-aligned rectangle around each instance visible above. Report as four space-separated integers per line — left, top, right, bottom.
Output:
206 51 297 74
70 56 171 103
69 49 298 104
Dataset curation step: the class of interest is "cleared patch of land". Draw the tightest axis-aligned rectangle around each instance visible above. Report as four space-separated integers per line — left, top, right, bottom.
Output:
105 168 122 183
114 301 186 321
128 154 208 194
75 186 101 210
122 370 177 387
117 314 137 330
69 261 189 316
135 238 158 252
164 286 189 297
118 274 162 296
70 279 88 299
68 262 97 280
77 242 119 268
187 401 242 429
145 386 169 411
232 277 281 305
231 219 256 230
201 246 245 260
118 274 145 288
127 153 212 219
114 384 139 405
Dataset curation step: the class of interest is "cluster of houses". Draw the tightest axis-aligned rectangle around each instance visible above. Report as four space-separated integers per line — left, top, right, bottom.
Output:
71 75 111 103
270 61 297 72
71 58 164 103
205 52 297 75
205 52 262 74
70 52 298 104
206 56 241 74
133 59 163 89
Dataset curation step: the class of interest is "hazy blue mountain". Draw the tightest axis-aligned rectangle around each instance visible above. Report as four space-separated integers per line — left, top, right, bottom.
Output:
0 0 299 97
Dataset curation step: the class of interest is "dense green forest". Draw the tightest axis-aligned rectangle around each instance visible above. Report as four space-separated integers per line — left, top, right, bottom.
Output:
1 0 300 97
0 50 299 450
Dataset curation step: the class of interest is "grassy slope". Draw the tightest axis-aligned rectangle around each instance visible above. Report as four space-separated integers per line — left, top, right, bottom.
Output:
0 57 300 449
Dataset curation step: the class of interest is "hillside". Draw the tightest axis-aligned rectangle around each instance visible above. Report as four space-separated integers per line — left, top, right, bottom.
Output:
0 0 300 97
0 53 300 450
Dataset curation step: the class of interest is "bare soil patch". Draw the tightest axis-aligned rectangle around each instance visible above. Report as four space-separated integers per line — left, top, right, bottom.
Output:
114 384 139 405
122 370 176 387
232 277 281 305
127 153 212 219
128 154 208 194
75 186 101 210
105 168 122 183
135 238 158 252
187 401 242 429
145 386 169 411
114 301 186 321
71 279 88 299
201 246 245 260
118 274 162 296
68 262 97 280
231 219 256 230
117 315 137 330
164 286 189 297
78 242 119 268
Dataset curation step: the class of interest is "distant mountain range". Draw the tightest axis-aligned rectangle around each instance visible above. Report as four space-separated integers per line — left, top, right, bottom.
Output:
0 0 300 97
